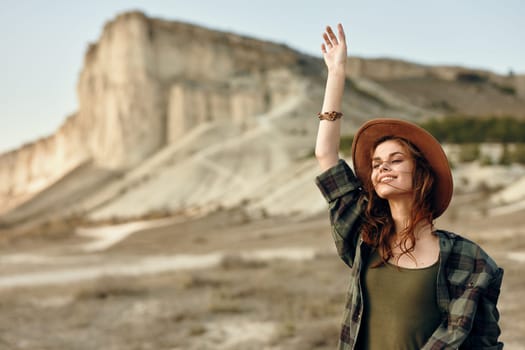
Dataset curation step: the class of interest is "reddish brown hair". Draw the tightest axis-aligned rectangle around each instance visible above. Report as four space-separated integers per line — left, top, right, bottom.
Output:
360 136 435 265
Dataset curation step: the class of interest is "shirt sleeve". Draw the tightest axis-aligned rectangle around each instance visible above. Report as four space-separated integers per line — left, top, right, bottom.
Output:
460 267 504 350
422 259 504 349
315 159 366 267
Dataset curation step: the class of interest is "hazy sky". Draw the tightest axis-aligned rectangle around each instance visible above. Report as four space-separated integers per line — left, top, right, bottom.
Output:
1 0 524 153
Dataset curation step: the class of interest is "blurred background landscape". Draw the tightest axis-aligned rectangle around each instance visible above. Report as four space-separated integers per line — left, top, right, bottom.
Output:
1 2 524 349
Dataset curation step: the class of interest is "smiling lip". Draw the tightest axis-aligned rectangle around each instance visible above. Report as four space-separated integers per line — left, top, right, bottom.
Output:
378 175 396 183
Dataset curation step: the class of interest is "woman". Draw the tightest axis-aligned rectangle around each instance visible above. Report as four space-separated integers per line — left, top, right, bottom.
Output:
315 24 503 349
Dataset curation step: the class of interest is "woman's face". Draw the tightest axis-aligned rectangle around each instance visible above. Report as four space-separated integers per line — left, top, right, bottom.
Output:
370 139 415 200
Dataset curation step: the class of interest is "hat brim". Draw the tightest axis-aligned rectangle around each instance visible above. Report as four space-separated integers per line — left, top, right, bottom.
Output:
351 118 453 218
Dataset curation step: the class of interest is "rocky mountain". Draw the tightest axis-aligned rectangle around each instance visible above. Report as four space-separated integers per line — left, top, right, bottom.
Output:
1 11 525 229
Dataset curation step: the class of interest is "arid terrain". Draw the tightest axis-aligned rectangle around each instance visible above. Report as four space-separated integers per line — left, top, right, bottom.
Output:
0 202 523 349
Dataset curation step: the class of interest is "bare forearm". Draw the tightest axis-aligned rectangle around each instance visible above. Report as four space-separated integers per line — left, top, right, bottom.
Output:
315 68 346 171
315 24 348 172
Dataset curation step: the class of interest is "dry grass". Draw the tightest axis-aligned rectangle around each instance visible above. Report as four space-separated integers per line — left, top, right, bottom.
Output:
74 278 147 300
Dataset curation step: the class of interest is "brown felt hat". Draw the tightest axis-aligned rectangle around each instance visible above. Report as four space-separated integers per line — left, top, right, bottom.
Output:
351 118 453 218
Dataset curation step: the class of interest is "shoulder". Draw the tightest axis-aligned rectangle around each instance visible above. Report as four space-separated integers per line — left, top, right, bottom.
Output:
436 229 503 287
436 229 497 264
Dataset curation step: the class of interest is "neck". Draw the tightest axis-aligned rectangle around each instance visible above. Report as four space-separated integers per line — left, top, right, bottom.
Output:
388 197 432 238
388 197 412 233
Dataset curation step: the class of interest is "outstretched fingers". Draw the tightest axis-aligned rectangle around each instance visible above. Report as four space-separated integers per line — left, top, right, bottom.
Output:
326 26 339 45
320 23 348 70
337 23 346 43
322 24 346 53
323 32 333 49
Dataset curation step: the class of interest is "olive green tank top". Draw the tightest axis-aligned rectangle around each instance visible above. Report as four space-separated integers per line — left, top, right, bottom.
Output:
356 249 442 350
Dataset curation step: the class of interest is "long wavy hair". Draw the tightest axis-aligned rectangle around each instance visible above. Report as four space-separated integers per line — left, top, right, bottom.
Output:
360 136 436 265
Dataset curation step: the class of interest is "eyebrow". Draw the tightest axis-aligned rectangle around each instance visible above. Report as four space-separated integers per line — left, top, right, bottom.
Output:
372 151 406 162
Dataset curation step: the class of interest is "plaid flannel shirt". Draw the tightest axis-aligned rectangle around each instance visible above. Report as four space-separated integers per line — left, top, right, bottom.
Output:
316 159 504 350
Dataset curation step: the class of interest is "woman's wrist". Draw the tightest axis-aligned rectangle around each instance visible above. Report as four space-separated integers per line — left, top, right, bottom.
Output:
327 65 347 77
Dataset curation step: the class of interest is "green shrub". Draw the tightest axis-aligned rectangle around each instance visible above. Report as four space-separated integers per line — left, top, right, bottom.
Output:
340 134 354 155
509 144 525 164
420 116 525 143
458 144 480 162
456 72 488 83
499 144 512 165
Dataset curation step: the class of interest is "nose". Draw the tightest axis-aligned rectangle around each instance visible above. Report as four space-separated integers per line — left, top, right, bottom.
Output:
379 161 391 171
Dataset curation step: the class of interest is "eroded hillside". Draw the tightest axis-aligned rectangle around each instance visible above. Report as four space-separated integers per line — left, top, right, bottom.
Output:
1 11 525 231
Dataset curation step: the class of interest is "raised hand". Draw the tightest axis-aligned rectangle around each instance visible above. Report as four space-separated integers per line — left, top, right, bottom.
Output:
315 23 347 171
321 24 347 73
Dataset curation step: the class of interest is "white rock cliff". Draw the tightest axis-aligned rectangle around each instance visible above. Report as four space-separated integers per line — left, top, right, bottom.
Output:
1 11 525 224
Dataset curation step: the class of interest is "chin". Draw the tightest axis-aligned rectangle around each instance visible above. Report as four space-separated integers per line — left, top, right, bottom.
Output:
375 191 391 200
374 188 412 201
373 185 391 198
374 188 390 199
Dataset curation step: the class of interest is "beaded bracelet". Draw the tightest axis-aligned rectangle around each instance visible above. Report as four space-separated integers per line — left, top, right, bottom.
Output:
317 111 343 121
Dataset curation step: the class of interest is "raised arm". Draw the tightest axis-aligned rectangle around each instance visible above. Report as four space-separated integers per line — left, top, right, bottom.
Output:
315 24 348 172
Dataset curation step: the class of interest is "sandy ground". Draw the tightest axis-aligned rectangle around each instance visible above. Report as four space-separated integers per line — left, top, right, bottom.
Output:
0 207 524 349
